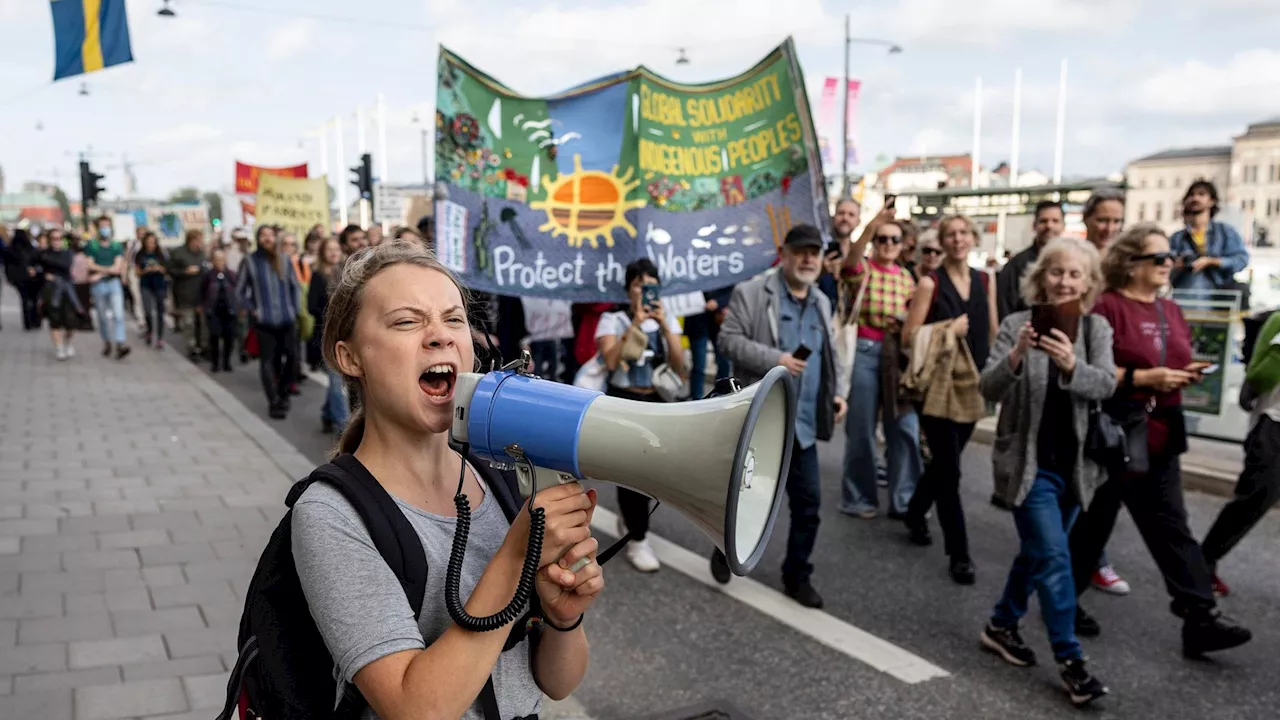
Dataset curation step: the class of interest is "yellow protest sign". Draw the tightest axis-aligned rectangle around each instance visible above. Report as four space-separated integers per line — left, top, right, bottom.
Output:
254 174 330 239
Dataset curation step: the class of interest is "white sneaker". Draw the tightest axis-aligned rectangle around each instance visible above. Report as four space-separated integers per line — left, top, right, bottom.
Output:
625 539 660 573
65 344 76 358
55 345 67 361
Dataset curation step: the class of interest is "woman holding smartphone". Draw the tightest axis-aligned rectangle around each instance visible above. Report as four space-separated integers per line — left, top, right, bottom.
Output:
977 237 1114 707
595 258 684 573
293 241 601 719
1067 224 1251 657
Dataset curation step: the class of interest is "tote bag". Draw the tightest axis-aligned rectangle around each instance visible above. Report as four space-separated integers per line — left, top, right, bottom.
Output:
833 270 870 401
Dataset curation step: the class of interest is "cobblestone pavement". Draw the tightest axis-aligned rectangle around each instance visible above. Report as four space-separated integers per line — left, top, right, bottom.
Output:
0 318 590 719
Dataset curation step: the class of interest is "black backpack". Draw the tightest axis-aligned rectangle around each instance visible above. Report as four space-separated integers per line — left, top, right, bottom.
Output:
215 452 539 720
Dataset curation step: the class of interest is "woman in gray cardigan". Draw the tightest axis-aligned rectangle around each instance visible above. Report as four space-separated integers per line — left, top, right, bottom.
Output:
975 237 1117 708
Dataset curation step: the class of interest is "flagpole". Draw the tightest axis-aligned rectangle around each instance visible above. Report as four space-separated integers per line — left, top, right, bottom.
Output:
357 105 369 228
971 76 982 189
1009 67 1022 188
1053 58 1068 185
377 92 390 234
319 122 330 230
336 115 348 227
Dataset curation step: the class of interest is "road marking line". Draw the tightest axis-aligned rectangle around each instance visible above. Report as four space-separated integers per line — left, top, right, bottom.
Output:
252 362 948 684
590 506 950 684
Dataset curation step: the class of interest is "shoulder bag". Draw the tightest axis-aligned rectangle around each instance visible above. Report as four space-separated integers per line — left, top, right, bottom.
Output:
1084 303 1167 476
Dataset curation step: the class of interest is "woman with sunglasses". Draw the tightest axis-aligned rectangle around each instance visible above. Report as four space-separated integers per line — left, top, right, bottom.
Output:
1067 224 1252 657
837 209 922 521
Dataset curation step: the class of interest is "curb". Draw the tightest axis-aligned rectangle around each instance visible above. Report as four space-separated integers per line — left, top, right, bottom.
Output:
969 423 1238 499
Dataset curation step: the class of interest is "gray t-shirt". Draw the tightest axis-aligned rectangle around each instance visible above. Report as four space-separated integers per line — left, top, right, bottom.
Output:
291 471 541 720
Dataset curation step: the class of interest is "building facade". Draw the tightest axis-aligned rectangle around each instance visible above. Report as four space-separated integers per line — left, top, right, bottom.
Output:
1123 147 1232 233
1227 118 1280 246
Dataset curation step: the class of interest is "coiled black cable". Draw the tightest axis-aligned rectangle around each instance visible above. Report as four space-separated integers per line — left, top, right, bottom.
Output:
444 442 545 631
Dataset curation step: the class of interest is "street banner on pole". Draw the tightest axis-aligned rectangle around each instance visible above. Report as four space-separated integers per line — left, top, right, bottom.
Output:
433 38 825 302
254 175 329 241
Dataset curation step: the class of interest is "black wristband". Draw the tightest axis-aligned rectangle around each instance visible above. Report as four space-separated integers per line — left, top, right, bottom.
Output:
542 613 584 632
1123 367 1136 390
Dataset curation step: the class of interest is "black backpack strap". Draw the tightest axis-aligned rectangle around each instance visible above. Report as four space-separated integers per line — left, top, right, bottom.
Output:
322 455 429 616
304 456 431 720
479 678 502 720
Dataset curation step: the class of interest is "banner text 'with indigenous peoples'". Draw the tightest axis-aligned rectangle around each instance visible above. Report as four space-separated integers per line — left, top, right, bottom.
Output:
433 39 824 302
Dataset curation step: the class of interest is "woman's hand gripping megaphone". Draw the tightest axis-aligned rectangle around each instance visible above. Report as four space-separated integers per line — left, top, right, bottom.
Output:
507 482 605 626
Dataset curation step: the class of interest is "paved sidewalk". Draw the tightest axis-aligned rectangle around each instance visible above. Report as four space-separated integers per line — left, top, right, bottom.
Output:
0 316 589 719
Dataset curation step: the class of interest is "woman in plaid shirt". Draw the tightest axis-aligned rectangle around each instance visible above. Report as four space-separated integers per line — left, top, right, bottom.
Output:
837 209 922 521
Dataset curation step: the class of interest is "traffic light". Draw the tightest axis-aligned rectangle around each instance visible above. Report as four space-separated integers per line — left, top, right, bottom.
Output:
79 160 105 207
350 153 373 201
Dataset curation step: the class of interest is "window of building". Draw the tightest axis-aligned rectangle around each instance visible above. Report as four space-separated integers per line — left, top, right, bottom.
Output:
1155 204 1163 221
1141 178 1147 189
1158 177 1165 189
1174 177 1180 188
1138 203 1145 221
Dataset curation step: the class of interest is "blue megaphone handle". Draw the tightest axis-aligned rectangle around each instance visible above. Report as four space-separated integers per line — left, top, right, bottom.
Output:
466 370 603 478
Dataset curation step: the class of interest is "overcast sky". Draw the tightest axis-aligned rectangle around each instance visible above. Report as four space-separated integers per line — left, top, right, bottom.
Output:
1 0 1277 201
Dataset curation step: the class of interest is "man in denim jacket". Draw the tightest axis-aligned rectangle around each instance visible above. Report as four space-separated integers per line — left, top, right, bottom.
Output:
1169 180 1250 293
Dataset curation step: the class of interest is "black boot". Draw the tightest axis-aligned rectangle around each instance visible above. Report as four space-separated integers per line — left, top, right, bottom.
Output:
1183 610 1252 658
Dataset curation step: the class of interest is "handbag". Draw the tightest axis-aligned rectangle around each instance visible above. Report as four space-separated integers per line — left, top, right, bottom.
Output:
619 321 648 363
572 354 609 392
833 269 871 401
652 362 689 402
1083 305 1167 475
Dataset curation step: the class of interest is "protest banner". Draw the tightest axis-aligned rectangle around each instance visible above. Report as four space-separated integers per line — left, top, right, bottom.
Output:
255 175 330 241
235 161 309 195
433 38 826 302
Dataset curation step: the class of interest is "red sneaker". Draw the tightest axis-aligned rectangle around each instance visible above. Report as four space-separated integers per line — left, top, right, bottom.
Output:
1091 565 1131 596
1211 574 1230 598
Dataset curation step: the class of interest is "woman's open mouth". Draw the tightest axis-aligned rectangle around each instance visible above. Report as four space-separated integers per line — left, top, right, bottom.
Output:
419 363 457 399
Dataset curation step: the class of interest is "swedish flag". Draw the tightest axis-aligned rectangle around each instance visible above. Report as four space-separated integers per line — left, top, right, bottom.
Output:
50 0 134 81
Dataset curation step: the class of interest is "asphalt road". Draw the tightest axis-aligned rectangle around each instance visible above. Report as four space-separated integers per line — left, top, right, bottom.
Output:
176 339 1280 720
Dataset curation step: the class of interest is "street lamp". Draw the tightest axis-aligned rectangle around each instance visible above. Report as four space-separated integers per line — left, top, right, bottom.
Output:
157 0 175 17
839 18 902 198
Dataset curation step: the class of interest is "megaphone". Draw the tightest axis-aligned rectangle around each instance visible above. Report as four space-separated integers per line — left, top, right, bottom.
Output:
450 364 796 577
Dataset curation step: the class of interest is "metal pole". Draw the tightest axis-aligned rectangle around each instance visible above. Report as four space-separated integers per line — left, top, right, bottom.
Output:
376 93 390 233
840 13 850 199
1052 58 1068 184
319 123 330 230
336 116 348 227
1010 67 1022 188
356 106 369 228
971 76 982 189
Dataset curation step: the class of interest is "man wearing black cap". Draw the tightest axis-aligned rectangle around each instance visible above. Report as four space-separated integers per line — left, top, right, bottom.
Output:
712 224 847 607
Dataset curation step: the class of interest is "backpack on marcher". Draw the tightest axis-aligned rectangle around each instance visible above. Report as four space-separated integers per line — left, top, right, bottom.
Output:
214 453 539 720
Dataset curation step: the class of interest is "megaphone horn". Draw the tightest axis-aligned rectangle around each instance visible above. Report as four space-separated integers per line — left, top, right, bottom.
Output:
451 365 796 577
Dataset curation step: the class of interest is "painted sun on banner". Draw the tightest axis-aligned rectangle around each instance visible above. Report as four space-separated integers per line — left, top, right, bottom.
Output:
433 39 826 302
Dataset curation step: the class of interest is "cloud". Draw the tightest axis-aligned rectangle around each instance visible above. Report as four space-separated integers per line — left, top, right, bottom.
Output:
859 0 1145 46
267 19 318 61
1129 48 1280 118
145 123 225 147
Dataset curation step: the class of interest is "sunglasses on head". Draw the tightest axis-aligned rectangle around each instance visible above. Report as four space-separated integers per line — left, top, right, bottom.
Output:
921 247 943 256
1133 252 1174 266
874 234 902 245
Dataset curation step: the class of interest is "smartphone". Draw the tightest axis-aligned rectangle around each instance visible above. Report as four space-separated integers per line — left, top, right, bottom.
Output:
792 344 812 361
1030 300 1083 344
641 283 660 310
1199 363 1221 375
885 194 897 210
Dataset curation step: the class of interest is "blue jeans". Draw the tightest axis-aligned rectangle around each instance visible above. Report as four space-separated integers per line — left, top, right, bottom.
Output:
840 338 921 515
992 470 1082 661
322 368 350 429
90 278 127 345
688 328 731 400
782 442 821 588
